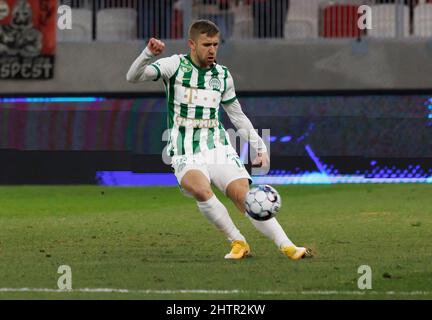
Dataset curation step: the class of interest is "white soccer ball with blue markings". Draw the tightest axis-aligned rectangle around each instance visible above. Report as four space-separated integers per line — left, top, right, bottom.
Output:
245 185 281 221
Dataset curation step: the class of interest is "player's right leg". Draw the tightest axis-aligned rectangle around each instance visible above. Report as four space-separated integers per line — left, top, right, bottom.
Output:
174 165 249 259
208 145 311 260
224 178 310 260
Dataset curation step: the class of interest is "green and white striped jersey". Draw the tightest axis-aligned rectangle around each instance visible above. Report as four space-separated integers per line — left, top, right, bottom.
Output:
150 54 237 156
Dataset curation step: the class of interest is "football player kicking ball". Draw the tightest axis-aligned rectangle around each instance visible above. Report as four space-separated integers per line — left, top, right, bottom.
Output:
127 20 309 260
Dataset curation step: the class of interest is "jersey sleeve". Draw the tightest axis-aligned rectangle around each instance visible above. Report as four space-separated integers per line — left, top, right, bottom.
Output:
221 69 237 105
222 99 268 153
150 54 180 81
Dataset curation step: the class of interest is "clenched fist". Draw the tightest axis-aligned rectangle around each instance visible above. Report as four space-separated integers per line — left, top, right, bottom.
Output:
252 152 269 168
147 38 165 56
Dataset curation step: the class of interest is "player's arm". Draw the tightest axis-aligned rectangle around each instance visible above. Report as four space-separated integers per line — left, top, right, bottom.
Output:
222 99 269 167
126 46 158 82
126 38 168 83
126 38 164 82
221 70 268 167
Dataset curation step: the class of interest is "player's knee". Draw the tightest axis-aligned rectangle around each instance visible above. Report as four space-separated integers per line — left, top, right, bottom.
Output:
190 187 213 202
230 185 248 203
235 192 247 211
226 185 248 212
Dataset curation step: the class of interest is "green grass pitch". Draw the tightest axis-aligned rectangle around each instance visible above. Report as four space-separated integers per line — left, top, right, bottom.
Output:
0 184 431 300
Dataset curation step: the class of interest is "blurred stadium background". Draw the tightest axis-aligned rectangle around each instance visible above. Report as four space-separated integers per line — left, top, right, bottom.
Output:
1 0 432 301
1 0 431 186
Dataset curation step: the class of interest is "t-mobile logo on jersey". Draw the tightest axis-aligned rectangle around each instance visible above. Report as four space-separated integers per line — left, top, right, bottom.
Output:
185 88 198 105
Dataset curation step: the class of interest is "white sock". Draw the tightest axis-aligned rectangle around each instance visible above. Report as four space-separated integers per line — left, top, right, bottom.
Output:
246 214 294 248
197 195 246 242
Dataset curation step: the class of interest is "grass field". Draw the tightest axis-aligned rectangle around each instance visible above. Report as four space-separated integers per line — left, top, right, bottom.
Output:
0 184 431 300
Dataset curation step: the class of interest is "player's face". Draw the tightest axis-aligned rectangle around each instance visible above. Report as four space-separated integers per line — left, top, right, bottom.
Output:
189 33 220 68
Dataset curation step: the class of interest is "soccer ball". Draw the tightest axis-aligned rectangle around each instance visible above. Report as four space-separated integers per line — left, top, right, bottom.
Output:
244 185 281 221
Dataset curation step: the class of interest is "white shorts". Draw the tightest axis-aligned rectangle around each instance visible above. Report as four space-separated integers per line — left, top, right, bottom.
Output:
171 144 252 195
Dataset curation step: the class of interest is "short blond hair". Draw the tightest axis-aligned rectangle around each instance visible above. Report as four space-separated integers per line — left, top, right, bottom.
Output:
189 20 220 40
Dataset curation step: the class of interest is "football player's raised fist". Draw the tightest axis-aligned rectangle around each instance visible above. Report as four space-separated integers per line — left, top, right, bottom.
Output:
147 38 165 56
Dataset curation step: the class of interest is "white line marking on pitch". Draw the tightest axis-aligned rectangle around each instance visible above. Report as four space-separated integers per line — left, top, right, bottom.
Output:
0 288 431 296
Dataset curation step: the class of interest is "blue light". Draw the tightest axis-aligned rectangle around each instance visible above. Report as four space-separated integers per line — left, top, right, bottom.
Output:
280 136 292 143
370 160 377 166
97 163 432 186
250 174 432 185
269 136 277 142
0 97 106 103
239 142 249 163
96 172 178 186
304 144 327 175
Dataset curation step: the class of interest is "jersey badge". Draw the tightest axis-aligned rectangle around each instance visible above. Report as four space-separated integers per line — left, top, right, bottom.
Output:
209 77 221 91
180 59 193 73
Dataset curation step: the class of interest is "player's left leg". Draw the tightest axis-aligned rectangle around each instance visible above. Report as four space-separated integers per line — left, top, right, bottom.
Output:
172 154 249 259
209 145 310 259
224 179 309 260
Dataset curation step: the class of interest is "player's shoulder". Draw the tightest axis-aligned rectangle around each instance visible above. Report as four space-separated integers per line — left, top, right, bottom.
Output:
175 53 193 66
155 53 181 69
156 53 181 62
166 53 182 63
215 61 229 70
214 62 231 75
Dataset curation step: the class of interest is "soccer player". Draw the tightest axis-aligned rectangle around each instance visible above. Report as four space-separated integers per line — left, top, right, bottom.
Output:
127 20 309 260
